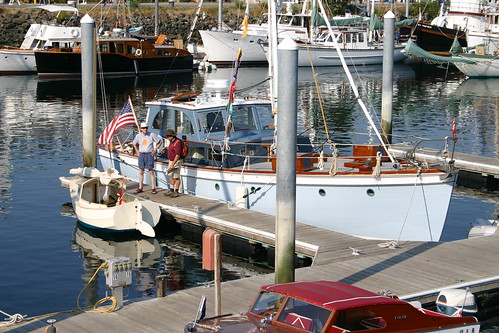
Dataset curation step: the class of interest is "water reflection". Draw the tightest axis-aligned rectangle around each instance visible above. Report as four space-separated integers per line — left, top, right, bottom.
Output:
69 221 272 306
450 78 499 158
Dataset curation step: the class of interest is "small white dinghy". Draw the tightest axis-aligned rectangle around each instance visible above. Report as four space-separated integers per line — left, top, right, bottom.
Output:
66 167 160 237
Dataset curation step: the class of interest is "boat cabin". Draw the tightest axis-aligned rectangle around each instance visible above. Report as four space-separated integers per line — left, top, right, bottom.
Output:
145 80 311 168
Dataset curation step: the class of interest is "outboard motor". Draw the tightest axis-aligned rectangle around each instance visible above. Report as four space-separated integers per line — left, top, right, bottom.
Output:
436 288 478 317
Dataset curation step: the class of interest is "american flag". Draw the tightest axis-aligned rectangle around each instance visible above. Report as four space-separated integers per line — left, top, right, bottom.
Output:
96 99 137 146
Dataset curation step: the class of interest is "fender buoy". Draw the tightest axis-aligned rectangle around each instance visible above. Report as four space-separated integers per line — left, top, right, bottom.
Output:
135 49 142 57
70 28 79 38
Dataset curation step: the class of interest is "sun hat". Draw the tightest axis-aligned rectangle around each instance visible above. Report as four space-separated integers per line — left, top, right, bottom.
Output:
165 129 176 137
140 122 148 128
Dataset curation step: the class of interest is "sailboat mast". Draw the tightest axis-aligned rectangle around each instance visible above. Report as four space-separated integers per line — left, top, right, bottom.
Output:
268 0 279 113
315 0 396 164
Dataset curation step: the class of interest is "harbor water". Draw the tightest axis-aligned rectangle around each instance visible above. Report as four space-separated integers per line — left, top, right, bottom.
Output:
0 64 498 331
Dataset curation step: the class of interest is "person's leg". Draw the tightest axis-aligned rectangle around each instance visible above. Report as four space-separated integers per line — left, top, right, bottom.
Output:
149 169 156 191
135 168 145 193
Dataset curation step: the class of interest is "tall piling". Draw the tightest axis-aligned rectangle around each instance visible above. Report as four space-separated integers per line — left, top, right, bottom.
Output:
381 11 395 144
275 37 298 284
81 14 96 167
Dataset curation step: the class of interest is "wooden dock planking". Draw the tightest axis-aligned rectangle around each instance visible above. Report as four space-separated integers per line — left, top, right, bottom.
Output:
28 181 499 333
4 232 499 333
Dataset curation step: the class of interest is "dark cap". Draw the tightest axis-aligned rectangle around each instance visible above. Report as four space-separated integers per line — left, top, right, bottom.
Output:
165 129 176 137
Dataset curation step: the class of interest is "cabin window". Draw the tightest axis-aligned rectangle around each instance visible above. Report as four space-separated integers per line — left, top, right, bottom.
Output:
201 110 225 132
276 297 331 333
255 105 274 129
358 33 364 43
109 42 116 53
333 308 386 331
231 105 256 131
99 43 108 52
249 291 286 316
127 45 136 55
151 109 194 136
156 50 163 56
117 43 124 53
176 111 194 135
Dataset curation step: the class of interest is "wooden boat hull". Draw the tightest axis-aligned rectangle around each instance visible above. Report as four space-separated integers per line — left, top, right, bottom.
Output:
400 22 467 53
185 281 480 333
35 50 193 77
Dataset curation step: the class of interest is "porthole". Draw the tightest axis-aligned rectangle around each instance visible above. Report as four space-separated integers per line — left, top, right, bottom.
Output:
367 189 375 197
319 189 326 197
215 183 220 191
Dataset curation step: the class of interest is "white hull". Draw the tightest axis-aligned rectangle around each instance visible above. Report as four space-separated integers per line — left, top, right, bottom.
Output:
66 169 161 237
199 29 269 65
454 55 499 77
295 44 407 67
100 150 455 242
1 19 80 74
0 49 36 74
199 26 308 65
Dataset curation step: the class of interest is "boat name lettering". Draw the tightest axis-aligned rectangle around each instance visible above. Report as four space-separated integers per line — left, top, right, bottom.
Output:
394 315 407 320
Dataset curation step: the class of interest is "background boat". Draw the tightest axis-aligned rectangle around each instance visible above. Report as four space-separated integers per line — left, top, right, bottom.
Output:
35 34 193 77
0 5 80 74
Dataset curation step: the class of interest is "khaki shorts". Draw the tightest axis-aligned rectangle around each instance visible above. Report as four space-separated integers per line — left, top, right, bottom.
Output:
168 159 183 179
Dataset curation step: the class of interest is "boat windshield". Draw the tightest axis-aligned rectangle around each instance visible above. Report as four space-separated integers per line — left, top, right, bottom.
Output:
276 297 331 332
151 108 194 136
249 291 285 316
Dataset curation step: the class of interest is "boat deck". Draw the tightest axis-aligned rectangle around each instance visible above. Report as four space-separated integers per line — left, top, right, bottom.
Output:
8 182 499 333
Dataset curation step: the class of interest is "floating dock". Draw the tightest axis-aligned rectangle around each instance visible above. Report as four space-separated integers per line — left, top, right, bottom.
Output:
4 182 499 333
389 144 499 189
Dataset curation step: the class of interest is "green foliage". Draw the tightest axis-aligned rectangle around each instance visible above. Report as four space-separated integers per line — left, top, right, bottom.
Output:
324 0 350 16
410 1 441 20
259 0 268 10
235 0 245 10
129 0 140 9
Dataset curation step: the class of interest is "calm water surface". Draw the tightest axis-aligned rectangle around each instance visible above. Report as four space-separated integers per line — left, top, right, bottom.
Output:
0 65 498 331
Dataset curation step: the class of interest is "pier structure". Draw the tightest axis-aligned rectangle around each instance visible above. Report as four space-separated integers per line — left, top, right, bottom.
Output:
6 180 499 333
389 144 499 189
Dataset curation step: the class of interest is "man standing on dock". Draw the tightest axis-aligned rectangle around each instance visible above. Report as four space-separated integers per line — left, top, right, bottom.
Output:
162 129 183 198
133 122 162 194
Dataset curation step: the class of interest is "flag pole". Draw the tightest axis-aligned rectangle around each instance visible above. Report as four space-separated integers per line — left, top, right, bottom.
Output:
128 96 140 131
125 96 140 153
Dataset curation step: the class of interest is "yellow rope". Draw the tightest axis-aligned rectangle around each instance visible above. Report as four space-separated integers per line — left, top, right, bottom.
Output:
1 262 120 328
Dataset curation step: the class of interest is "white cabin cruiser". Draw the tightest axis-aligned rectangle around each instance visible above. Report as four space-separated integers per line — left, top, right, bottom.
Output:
0 5 80 74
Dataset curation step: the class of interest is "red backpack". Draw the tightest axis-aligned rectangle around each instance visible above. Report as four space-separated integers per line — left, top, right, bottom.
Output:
180 140 189 158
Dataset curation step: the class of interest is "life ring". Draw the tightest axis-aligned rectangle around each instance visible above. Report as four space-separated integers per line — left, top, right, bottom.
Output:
70 28 79 38
135 49 142 57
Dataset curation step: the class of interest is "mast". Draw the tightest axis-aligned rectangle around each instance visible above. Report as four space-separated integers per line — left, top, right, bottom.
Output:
269 0 279 114
315 0 397 164
186 0 204 45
